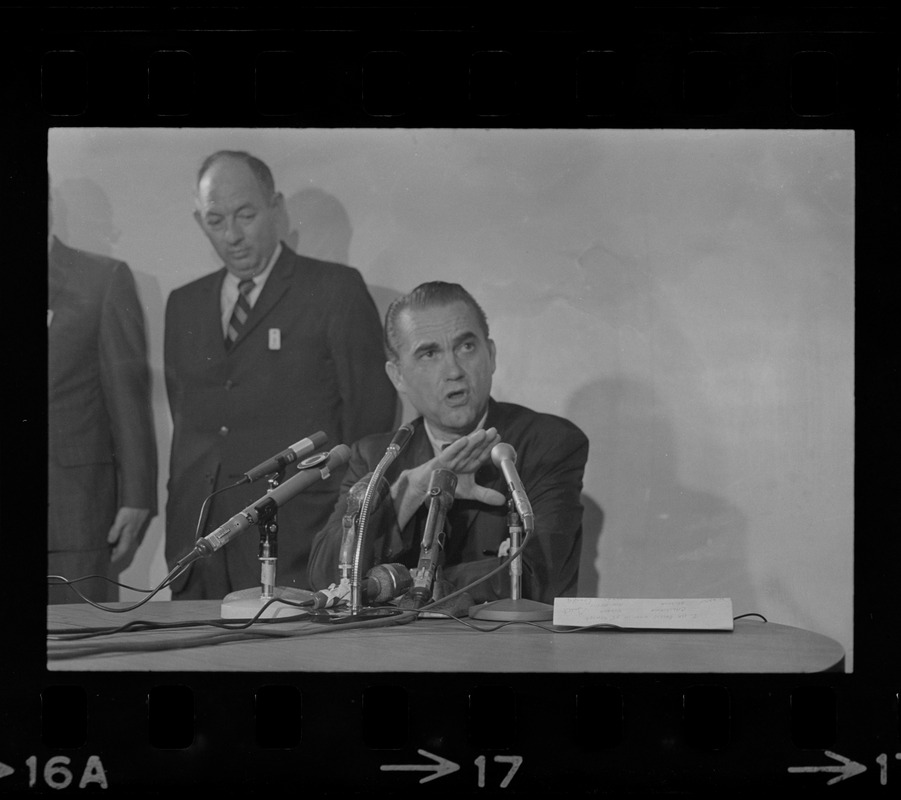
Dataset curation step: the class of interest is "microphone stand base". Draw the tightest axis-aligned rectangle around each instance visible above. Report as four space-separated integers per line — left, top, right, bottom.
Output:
220 586 315 620
307 606 406 624
468 598 554 621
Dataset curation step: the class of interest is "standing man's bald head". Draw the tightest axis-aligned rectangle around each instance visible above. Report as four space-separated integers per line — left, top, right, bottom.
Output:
193 151 283 279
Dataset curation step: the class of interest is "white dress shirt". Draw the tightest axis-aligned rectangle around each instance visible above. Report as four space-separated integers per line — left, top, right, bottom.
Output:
219 242 282 337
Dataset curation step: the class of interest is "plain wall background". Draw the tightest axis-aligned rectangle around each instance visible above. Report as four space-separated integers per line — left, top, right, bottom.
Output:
48 128 854 668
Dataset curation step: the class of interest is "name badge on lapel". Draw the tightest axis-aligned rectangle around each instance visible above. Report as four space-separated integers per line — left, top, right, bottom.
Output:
268 328 281 350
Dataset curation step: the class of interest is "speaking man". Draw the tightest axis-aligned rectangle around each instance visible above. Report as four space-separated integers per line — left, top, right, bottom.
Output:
308 281 588 605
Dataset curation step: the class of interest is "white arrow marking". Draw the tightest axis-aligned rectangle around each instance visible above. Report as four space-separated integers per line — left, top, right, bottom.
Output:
788 750 867 785
0 761 13 780
381 749 460 784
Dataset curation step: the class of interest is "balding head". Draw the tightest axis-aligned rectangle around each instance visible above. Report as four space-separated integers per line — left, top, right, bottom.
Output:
193 151 284 279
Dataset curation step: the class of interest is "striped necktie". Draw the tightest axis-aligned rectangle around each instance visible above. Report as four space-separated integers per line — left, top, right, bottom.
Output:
225 278 255 349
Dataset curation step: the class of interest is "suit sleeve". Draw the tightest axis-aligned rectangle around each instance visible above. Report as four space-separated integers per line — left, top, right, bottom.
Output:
516 425 589 603
326 269 398 446
98 261 158 515
442 423 589 605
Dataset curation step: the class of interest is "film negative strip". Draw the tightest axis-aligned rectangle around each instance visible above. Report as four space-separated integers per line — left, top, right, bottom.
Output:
3 5 899 794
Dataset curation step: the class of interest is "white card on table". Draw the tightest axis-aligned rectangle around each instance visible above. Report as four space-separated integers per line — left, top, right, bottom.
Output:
552 597 734 631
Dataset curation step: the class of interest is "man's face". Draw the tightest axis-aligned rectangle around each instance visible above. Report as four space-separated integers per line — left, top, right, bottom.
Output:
387 300 496 439
194 158 282 279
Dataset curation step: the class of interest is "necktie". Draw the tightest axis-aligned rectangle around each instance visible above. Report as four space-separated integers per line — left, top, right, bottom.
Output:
225 278 254 349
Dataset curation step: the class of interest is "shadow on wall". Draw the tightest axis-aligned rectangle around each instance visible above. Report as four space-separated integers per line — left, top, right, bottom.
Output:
282 187 353 265
53 178 120 257
279 186 405 427
567 377 756 613
279 185 404 318
578 493 604 597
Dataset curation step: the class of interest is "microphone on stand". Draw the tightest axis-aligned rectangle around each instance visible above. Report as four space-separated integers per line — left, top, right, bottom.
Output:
241 431 328 483
490 443 534 532
348 422 417 615
189 444 351 559
410 468 457 608
468 443 552 622
386 423 416 457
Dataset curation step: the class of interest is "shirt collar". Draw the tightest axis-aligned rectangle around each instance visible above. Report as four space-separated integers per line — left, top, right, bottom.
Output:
223 241 282 291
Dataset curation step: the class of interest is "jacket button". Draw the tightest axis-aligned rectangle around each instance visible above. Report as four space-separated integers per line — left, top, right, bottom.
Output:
225 380 234 390
218 426 229 437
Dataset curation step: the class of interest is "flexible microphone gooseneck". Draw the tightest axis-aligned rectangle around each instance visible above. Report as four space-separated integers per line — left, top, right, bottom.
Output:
349 423 416 614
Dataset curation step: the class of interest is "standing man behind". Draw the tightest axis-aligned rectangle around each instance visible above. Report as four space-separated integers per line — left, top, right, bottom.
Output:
48 179 158 603
164 150 397 599
309 281 589 605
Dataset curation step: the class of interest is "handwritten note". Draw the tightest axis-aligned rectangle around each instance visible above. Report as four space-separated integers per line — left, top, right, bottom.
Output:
553 597 734 631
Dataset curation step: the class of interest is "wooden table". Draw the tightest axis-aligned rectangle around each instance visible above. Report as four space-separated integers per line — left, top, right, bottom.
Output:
47 601 845 673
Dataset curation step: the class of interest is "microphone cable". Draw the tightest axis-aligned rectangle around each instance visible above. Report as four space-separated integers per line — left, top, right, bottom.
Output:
47 604 420 659
46 556 198 613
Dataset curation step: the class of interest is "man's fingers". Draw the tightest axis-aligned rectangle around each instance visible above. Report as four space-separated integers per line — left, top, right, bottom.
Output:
444 428 488 457
106 523 123 547
453 472 507 507
466 485 507 507
441 427 500 470
110 529 139 564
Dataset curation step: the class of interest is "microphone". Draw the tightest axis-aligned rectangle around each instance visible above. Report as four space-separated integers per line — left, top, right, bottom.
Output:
242 431 328 483
339 472 391 580
309 563 412 610
364 562 413 604
345 472 391 519
386 423 415 456
349 422 417 614
195 444 351 557
490 443 534 532
410 468 457 608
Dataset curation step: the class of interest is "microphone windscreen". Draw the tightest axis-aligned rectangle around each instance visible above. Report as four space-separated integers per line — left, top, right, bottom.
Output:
364 563 413 603
490 442 517 468
347 472 391 516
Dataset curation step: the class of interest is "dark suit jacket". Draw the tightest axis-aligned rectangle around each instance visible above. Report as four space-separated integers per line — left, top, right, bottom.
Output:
163 243 397 593
308 399 589 605
48 237 158 552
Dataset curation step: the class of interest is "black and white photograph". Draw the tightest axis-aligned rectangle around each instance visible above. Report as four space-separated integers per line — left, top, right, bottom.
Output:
46 127 854 673
4 6 896 791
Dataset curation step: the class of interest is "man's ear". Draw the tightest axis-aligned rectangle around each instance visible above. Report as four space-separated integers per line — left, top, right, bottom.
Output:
488 338 497 375
385 360 405 394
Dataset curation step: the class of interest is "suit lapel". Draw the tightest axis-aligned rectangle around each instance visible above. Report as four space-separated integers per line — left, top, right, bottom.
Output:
392 420 433 484
201 268 229 355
